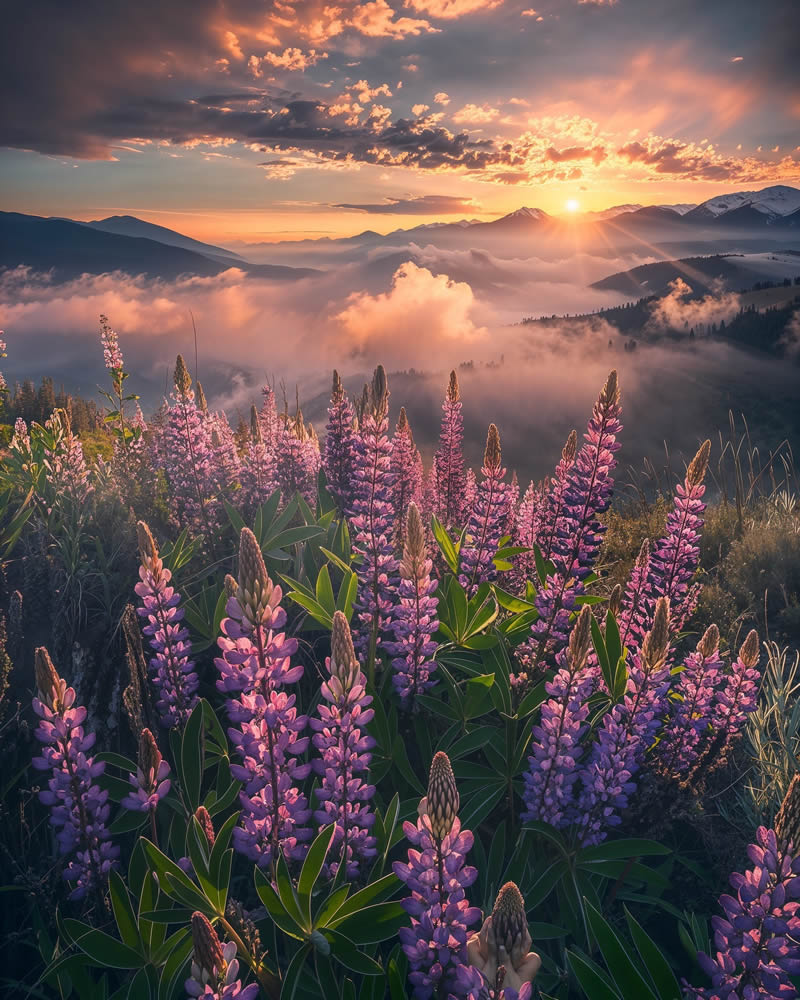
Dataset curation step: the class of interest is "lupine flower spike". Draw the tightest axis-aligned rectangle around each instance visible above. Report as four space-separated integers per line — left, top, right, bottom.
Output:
185 912 259 999
135 521 199 729
216 528 312 868
461 882 540 999
522 606 594 829
460 424 510 596
575 597 671 845
310 611 377 877
391 407 424 548
433 371 467 529
322 370 357 512
687 776 800 999
121 727 171 815
31 647 119 899
387 501 440 705
394 752 481 998
349 365 398 670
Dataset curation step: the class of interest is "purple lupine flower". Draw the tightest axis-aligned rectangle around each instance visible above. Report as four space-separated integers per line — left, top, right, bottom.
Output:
685 819 800 1000
386 502 440 706
159 356 219 537
275 406 318 507
322 370 357 512
121 728 171 812
310 611 376 877
655 625 723 779
186 912 259 1000
45 409 93 506
394 752 482 999
391 407 424 549
460 424 511 596
135 521 199 728
528 373 621 670
698 630 761 775
452 968 533 1000
433 371 467 530
349 366 398 667
625 441 711 655
31 647 119 900
512 478 548 588
100 318 123 372
216 529 312 868
575 598 671 846
240 405 278 511
617 538 652 655
258 384 280 453
207 407 241 501
522 607 594 829
536 431 577 564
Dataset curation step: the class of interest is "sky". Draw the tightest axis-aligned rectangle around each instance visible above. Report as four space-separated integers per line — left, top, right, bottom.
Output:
1 0 799 242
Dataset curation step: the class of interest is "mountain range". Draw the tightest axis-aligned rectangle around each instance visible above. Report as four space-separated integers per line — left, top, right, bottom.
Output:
1 185 799 281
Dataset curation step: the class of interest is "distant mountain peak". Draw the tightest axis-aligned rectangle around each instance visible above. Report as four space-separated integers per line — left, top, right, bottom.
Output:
504 206 548 221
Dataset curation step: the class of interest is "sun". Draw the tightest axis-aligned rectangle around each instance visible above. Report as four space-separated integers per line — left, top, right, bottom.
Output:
565 198 580 213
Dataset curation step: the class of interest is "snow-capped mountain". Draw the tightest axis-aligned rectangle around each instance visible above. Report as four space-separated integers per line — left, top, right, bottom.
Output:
502 206 549 222
686 185 800 221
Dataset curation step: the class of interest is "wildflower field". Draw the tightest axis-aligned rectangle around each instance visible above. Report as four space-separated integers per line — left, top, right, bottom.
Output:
1 321 799 1000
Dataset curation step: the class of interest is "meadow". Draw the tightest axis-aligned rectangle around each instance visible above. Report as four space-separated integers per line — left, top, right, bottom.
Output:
0 319 799 1000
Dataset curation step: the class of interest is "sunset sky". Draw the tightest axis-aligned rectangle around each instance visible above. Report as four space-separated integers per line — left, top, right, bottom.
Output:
1 0 798 243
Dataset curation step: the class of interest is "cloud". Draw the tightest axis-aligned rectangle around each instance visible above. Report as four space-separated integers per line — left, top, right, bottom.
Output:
617 134 800 182
648 277 741 330
452 103 500 124
333 194 480 214
333 261 486 362
259 48 328 72
545 144 607 164
433 92 451 105
403 0 503 17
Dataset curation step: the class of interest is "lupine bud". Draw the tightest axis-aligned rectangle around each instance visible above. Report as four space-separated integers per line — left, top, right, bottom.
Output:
485 423 501 472
191 912 225 982
739 629 760 667
250 405 261 443
371 365 388 419
601 369 619 406
427 751 459 840
330 610 359 691
447 369 460 404
608 584 622 618
137 520 158 569
195 805 216 848
491 882 527 956
687 439 711 488
224 574 239 599
237 528 272 629
775 774 800 852
122 727 171 812
174 354 191 396
569 605 593 669
563 429 578 463
640 597 670 673
34 646 61 710
698 624 720 660
196 381 208 413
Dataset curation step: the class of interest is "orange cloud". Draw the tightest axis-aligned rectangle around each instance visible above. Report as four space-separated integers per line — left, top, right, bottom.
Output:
404 0 503 18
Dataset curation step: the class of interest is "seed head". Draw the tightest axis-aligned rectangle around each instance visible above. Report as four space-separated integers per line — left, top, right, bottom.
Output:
636 537 650 568
191 912 225 982
447 370 460 404
195 381 208 413
370 365 389 421
427 751 459 840
331 369 344 402
739 629 760 668
237 528 273 628
397 406 410 434
491 882 527 956
174 354 192 396
485 423 501 471
687 439 711 488
138 728 162 787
